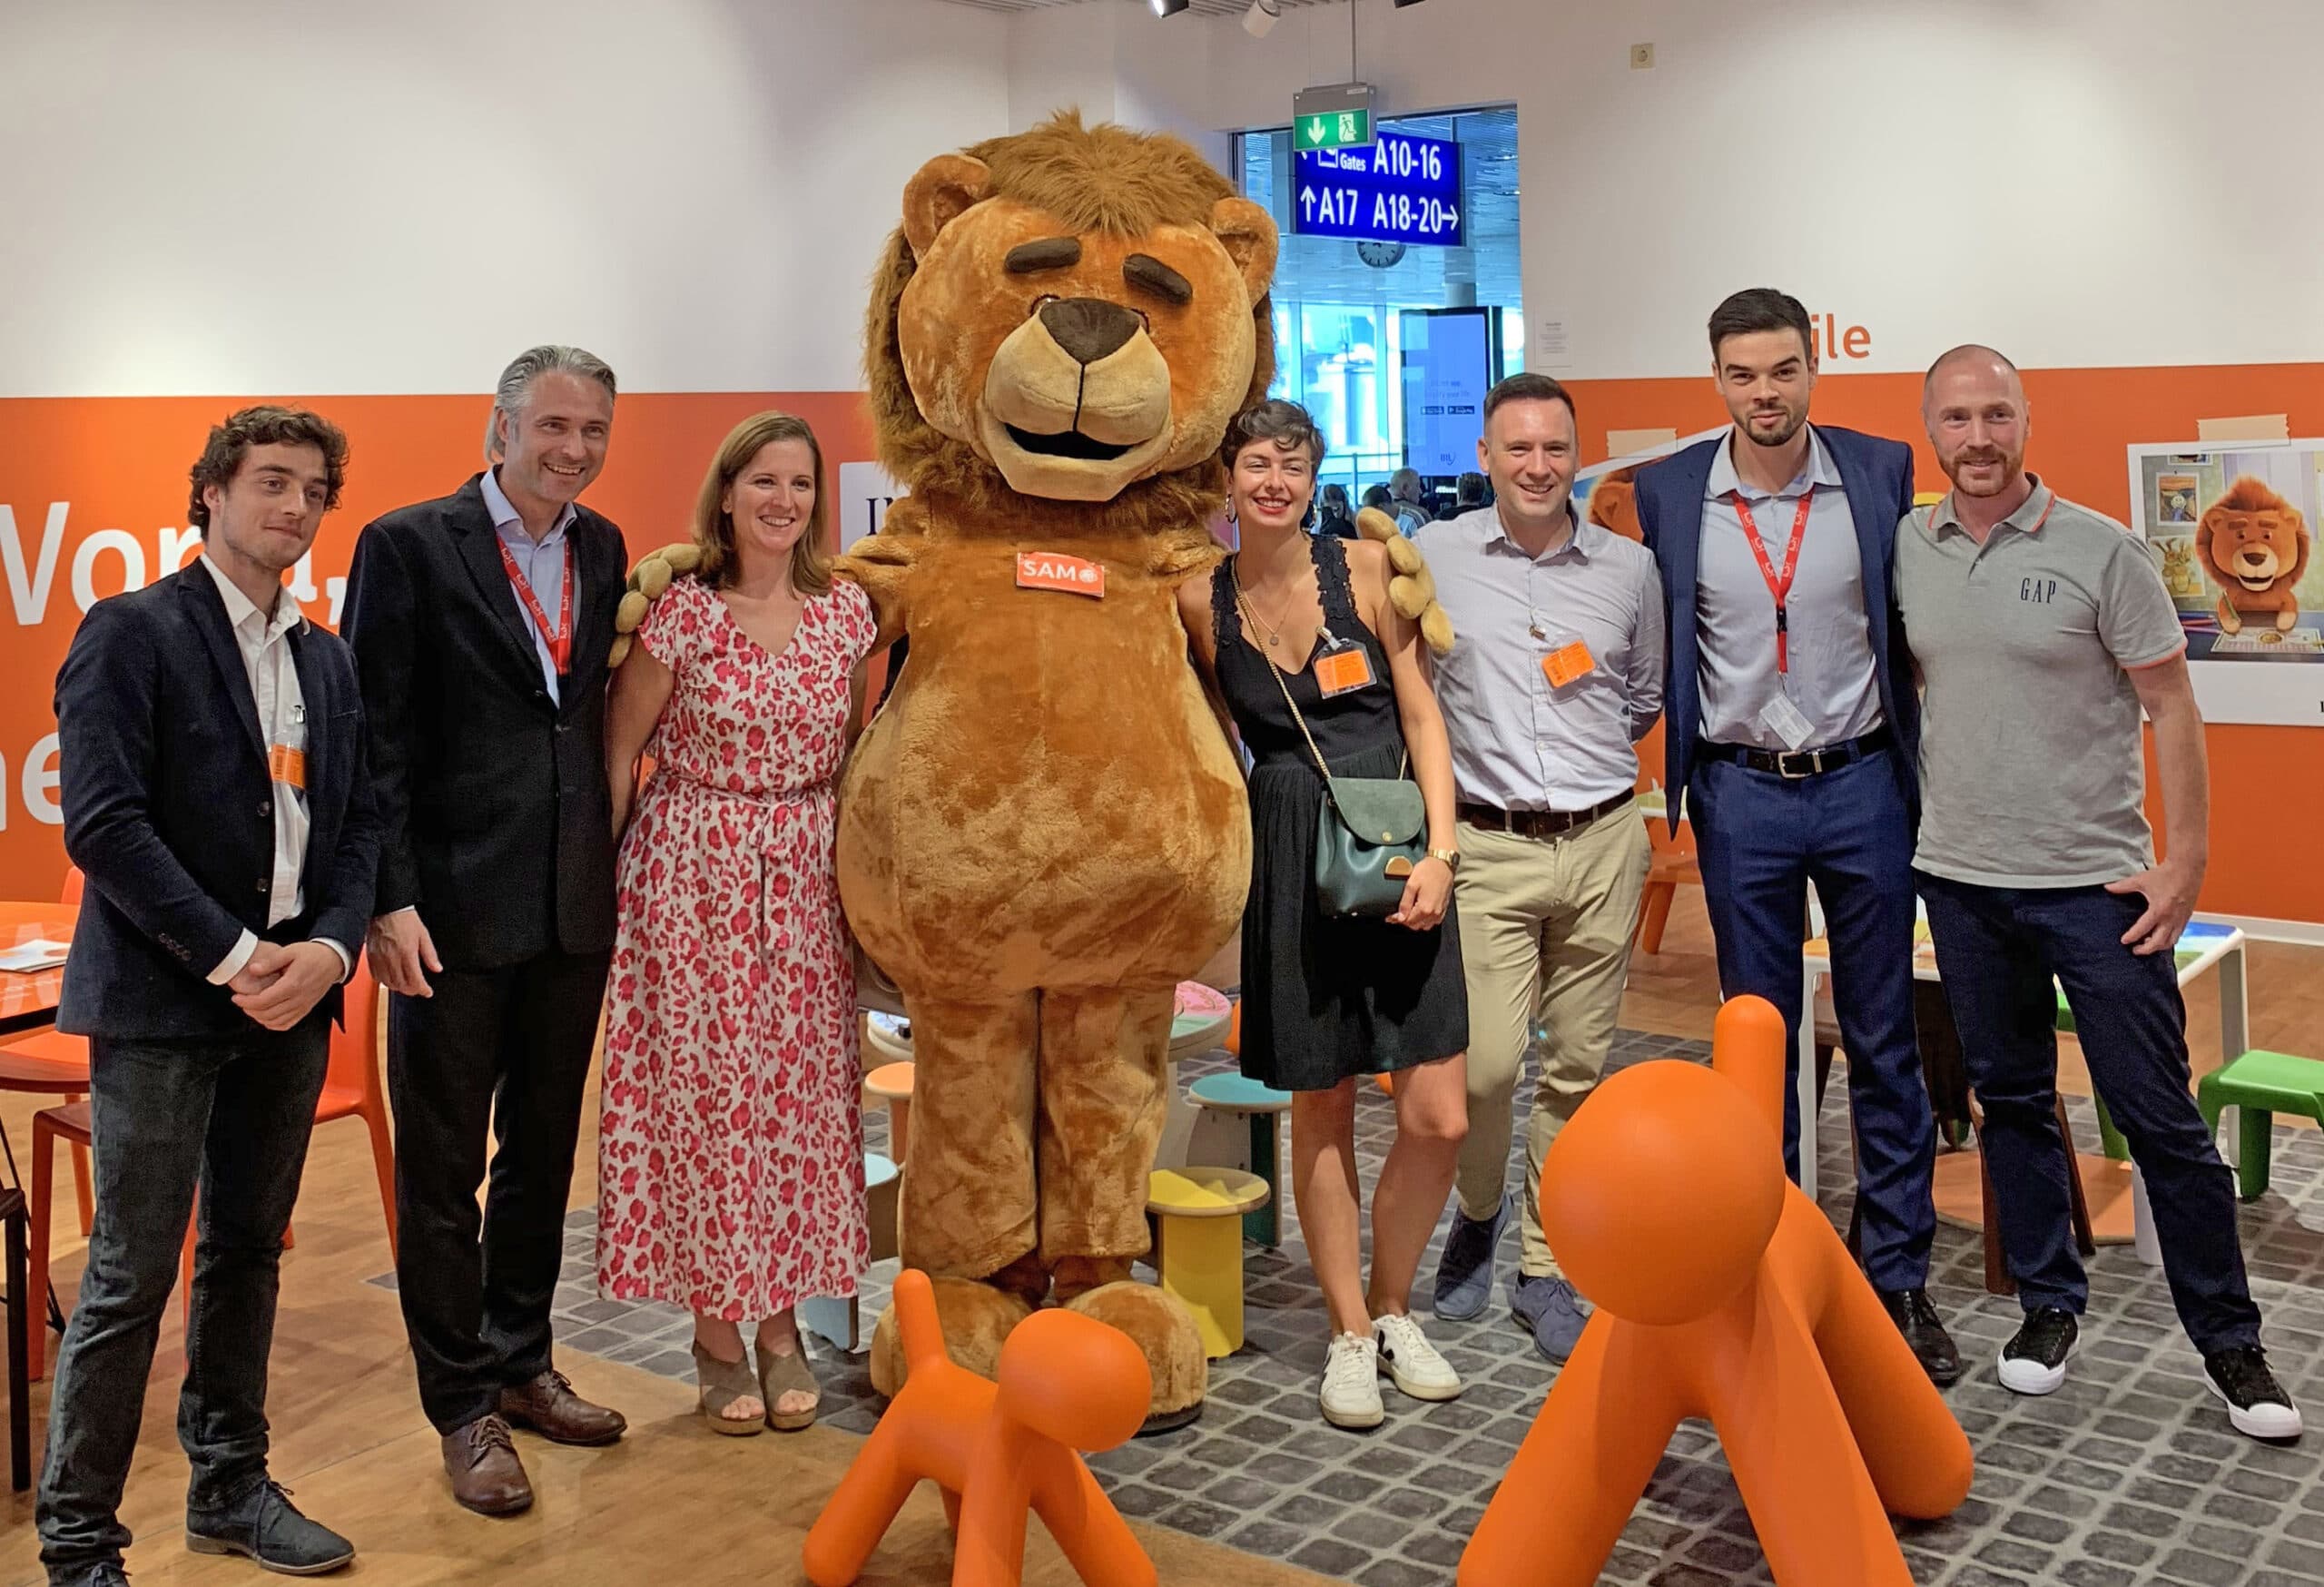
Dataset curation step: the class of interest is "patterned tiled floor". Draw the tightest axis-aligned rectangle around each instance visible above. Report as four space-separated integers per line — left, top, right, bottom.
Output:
451 1028 2324 1585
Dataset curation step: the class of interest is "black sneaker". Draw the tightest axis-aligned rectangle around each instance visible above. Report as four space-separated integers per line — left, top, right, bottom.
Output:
186 1480 355 1576
1997 1306 2078 1395
2203 1346 2304 1441
1877 1287 1962 1385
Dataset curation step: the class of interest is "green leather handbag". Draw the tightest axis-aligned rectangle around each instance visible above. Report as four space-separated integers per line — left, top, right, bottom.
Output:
1252 629 1426 919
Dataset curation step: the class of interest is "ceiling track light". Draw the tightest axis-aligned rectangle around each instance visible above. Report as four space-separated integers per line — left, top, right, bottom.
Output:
1393 0 1429 7
1150 0 1189 16
1243 0 1280 37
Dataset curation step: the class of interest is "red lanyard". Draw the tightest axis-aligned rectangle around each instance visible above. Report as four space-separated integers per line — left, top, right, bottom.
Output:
1731 488 1814 674
497 537 573 675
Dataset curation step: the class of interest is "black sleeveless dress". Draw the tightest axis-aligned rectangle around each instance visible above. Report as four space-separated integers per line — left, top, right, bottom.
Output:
1211 534 1468 1092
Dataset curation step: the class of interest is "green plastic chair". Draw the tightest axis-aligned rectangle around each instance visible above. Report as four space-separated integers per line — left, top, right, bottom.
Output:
2053 987 2132 1162
1187 1072 1292 1247
2195 1050 2324 1202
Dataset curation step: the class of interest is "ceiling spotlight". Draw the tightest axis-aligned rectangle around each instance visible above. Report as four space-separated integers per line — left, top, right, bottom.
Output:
1150 0 1189 15
1243 0 1280 37
1393 0 1430 7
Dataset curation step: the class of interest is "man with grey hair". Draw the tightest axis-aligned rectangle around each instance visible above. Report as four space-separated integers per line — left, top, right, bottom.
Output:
1387 467 1433 536
1900 344 2299 1439
343 345 634 1514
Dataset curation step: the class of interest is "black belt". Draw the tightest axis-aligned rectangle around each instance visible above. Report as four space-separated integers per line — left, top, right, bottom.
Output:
1699 724 1893 780
1457 790 1633 839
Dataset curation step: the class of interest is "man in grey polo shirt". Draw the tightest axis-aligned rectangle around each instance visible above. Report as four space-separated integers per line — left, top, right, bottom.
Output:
1418 373 1664 1360
1901 344 2299 1441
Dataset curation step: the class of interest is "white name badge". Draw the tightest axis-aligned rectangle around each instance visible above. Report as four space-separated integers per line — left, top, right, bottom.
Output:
1759 691 1816 751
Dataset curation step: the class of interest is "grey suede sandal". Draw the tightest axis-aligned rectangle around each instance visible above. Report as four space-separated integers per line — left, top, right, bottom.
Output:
692 1342 764 1436
757 1340 821 1433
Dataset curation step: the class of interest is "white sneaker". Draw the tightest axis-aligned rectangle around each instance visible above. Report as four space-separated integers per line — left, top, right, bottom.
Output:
1374 1311 1462 1402
1319 1332 1384 1429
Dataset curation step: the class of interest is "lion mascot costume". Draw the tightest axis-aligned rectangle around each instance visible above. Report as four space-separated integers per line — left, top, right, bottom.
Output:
2198 476 2310 636
838 113 1279 1431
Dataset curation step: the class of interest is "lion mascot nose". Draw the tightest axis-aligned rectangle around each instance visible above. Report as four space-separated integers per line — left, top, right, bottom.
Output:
1039 298 1144 366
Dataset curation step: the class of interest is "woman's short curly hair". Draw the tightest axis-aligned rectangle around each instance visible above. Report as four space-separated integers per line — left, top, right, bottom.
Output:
187 405 350 531
1224 399 1326 468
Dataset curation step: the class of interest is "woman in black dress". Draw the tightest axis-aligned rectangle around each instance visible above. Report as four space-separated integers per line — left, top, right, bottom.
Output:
1177 399 1470 1431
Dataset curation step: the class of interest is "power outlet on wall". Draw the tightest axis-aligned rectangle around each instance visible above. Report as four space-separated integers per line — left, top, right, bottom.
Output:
1630 43 1655 69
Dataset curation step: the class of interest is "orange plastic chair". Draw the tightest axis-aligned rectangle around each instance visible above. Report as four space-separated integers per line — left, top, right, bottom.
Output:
1460 996 1973 1587
0 866 94 1237
803 1267 1156 1587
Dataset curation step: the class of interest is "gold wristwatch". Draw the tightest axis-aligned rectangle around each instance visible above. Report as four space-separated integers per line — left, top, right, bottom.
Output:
1428 847 1462 874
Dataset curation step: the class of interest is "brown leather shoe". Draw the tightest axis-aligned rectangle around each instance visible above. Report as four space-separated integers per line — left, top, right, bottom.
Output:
499 1369 627 1446
441 1414 533 1516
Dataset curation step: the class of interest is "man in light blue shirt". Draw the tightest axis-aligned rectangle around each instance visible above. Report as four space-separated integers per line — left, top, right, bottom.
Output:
1419 374 1665 1361
478 466 573 705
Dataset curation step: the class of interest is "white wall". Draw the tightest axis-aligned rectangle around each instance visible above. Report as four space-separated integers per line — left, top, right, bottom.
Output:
0 0 1011 398
1016 0 2324 380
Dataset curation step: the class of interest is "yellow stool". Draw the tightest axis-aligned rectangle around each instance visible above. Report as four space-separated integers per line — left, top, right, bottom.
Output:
1146 1167 1270 1359
865 1061 915 1162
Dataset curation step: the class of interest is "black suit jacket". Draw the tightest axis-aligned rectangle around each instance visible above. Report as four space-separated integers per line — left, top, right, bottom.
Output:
341 474 628 971
54 568 379 1040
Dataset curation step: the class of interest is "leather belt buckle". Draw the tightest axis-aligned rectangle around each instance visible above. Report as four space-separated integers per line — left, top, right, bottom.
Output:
1776 748 1825 780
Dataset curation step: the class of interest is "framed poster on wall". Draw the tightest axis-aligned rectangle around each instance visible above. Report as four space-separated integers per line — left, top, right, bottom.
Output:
2126 440 2324 726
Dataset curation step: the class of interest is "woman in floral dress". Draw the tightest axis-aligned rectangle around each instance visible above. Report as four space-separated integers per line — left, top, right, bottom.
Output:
596 411 878 1433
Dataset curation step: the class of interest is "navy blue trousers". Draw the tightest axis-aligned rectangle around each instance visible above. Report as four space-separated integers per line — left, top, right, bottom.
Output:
1689 745 1935 1291
1916 872 2261 1353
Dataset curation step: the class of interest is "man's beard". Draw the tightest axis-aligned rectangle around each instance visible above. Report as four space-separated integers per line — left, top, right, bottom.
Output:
1950 451 2021 497
1744 407 1807 448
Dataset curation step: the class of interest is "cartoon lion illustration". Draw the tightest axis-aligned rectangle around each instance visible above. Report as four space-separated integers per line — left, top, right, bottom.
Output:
2197 477 2310 635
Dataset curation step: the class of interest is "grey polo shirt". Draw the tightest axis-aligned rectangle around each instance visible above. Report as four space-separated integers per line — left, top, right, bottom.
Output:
1417 506 1665 810
1697 426 1884 750
1897 477 2187 887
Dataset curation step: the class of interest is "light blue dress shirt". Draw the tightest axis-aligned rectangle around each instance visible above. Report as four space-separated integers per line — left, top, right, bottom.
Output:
1695 426 1884 751
479 467 576 705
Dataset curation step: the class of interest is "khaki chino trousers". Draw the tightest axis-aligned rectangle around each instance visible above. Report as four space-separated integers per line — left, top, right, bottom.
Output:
1452 805 1651 1278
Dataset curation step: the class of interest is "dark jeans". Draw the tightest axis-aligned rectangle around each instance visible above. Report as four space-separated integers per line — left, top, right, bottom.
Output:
37 1019 329 1577
1916 872 2261 1353
389 949 609 1433
1689 744 1936 1291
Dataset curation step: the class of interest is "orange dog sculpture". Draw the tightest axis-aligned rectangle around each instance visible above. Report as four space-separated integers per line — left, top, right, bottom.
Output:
1461 996 1973 1587
803 1268 1156 1587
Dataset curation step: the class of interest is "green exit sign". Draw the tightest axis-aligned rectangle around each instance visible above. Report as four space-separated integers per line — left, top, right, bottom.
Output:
1295 106 1372 152
1292 83 1375 153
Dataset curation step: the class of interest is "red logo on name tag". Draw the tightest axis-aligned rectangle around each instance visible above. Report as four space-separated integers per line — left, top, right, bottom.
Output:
1016 552 1107 597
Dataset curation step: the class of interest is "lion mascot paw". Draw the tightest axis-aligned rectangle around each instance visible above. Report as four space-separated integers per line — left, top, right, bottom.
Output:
606 540 706 666
1354 506 1456 656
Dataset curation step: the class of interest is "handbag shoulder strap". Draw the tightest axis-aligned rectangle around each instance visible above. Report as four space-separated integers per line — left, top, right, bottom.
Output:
1231 558 1408 786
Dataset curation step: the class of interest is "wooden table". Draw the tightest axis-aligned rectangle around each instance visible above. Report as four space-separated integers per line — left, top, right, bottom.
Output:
0 902 74 1040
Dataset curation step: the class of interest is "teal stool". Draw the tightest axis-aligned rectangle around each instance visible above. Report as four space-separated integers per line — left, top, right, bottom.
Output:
1187 1073 1292 1247
800 1151 901 1351
2196 1050 2324 1202
2053 987 2132 1161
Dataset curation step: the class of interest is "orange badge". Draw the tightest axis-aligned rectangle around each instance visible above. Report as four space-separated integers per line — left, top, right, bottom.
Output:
1315 646 1376 696
1015 552 1107 598
1541 639 1595 689
267 744 307 791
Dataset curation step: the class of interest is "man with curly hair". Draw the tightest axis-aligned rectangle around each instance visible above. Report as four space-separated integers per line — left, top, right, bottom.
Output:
42 405 377 1585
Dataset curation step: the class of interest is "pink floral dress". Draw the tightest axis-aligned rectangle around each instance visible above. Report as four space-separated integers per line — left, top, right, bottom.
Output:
596 573 877 1320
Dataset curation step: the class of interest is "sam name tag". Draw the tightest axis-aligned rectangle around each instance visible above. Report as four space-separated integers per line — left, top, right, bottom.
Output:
267 744 307 790
1541 639 1595 689
1314 645 1376 696
1016 552 1107 598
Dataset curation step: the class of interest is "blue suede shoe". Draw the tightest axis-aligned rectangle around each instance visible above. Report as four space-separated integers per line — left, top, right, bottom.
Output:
1431 1194 1511 1322
1512 1273 1590 1364
186 1481 355 1576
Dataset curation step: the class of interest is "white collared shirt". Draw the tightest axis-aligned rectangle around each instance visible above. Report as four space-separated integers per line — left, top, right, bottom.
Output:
479 466 576 705
197 555 350 986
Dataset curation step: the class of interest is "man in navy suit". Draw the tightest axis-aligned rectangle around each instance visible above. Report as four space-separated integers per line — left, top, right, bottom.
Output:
1634 289 1954 1383
41 407 377 1586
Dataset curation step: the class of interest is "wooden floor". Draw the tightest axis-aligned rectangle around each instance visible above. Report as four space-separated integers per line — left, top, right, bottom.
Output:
4 886 2319 1585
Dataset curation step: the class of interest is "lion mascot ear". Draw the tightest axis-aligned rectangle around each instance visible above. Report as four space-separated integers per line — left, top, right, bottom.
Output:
1354 508 1456 656
902 153 995 259
1209 196 1278 301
